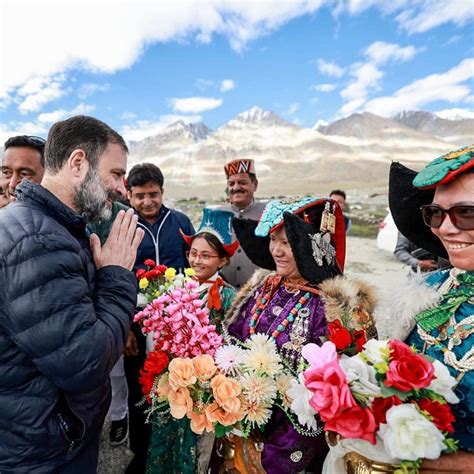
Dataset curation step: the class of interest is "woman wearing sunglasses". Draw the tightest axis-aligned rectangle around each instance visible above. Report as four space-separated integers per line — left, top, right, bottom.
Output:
146 208 238 474
377 145 474 472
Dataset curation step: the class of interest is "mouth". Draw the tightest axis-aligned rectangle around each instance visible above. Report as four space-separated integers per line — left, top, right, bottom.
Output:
444 241 473 251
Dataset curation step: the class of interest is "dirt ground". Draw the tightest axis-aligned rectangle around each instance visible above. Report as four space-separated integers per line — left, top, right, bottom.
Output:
97 236 408 474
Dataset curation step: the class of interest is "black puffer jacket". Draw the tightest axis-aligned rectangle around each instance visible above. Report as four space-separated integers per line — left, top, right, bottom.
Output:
0 181 137 472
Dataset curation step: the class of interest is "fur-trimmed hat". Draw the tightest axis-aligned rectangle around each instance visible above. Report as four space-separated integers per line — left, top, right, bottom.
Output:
232 196 346 285
224 159 256 178
181 208 239 257
389 145 474 259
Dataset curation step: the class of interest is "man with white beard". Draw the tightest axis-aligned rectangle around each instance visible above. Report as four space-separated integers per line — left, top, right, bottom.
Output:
0 115 144 472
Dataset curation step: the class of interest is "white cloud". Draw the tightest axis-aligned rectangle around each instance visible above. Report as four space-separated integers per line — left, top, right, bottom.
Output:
317 59 345 78
121 114 202 142
340 63 383 116
334 0 473 33
314 83 336 92
0 121 49 145
77 83 110 100
365 41 420 65
338 40 422 116
16 75 67 114
220 79 235 92
364 58 474 116
396 0 474 34
37 103 96 124
170 96 223 113
1 0 325 100
285 103 300 115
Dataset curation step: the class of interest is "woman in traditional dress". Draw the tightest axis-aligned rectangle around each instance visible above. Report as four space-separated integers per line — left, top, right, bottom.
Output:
376 146 474 473
146 209 238 474
217 196 378 473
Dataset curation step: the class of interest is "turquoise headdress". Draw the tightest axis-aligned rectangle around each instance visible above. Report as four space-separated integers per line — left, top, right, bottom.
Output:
181 208 239 256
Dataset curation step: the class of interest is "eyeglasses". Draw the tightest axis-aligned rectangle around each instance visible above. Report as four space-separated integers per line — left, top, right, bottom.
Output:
186 250 220 262
420 204 474 230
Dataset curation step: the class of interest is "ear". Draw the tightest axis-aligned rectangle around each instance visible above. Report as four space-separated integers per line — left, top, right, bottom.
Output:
67 149 88 178
253 178 258 191
161 187 165 197
127 189 133 201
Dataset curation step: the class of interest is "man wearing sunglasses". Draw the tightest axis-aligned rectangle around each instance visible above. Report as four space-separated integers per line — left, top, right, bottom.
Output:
1 135 46 203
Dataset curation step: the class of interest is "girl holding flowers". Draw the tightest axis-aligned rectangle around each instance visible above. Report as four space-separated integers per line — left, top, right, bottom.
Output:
145 209 238 474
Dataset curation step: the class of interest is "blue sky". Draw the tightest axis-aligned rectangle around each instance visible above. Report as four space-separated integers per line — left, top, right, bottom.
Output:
1 0 473 142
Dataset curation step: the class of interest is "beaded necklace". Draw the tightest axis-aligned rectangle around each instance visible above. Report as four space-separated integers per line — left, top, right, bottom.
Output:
248 277 312 341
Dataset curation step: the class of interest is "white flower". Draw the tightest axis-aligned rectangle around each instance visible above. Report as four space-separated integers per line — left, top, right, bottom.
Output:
243 400 272 426
243 347 282 377
247 333 276 352
380 404 446 461
240 373 278 404
362 339 389 365
428 360 460 404
339 355 381 397
287 374 318 430
214 344 246 375
275 374 294 408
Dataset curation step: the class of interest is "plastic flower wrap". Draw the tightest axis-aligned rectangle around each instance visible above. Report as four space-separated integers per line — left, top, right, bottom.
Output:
291 339 459 472
135 259 169 304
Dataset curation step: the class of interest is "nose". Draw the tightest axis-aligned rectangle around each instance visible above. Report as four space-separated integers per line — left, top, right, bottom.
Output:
115 180 126 198
9 174 21 194
437 212 458 235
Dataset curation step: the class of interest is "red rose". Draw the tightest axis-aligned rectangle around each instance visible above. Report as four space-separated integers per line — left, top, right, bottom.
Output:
156 265 168 275
144 259 156 267
136 269 146 279
146 269 161 280
325 405 377 445
417 399 455 433
385 352 435 392
138 351 169 401
353 330 367 353
372 395 402 425
389 340 415 359
328 320 352 351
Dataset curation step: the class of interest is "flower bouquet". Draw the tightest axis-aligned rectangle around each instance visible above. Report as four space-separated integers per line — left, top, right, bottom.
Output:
290 339 459 473
135 259 180 305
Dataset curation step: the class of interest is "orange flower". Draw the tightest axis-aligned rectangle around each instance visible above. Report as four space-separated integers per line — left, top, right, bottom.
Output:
206 401 245 426
189 409 214 434
168 386 193 419
168 358 197 390
211 374 242 413
193 354 217 381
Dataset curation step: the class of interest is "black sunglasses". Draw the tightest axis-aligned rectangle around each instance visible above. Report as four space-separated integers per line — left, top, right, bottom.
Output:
420 204 474 230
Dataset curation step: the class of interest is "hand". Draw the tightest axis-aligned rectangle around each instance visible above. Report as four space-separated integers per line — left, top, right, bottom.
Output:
420 451 474 473
90 209 144 271
124 331 139 356
418 259 438 271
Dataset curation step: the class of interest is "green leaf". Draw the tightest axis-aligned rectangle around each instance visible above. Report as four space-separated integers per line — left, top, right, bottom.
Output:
443 437 459 453
214 423 234 438
380 383 412 401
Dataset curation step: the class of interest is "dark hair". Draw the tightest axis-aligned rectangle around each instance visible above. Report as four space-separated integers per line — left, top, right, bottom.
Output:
127 163 164 190
44 115 128 173
193 232 229 259
330 189 346 200
4 135 46 167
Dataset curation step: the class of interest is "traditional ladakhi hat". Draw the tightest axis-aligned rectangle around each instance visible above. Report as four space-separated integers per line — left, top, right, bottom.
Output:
181 208 239 257
224 158 256 178
232 196 346 285
389 145 474 259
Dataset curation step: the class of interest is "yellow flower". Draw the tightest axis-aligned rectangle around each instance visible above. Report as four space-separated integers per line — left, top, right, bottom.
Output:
184 268 196 277
165 267 177 280
139 277 149 289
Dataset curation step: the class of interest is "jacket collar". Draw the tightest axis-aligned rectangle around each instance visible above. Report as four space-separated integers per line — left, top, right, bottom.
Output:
16 180 87 233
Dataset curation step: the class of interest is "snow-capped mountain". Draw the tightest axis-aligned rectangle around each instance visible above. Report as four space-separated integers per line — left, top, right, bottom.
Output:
436 108 474 121
312 119 329 131
394 110 474 146
127 107 471 198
